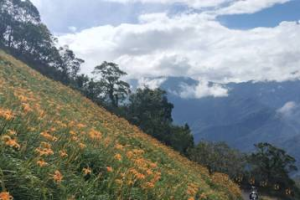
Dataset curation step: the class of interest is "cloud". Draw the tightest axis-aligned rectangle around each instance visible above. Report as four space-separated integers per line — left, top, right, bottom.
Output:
31 0 292 33
215 0 291 15
137 77 167 89
29 0 145 33
58 12 300 83
30 0 41 7
107 0 291 15
106 0 231 9
175 81 228 99
277 101 298 117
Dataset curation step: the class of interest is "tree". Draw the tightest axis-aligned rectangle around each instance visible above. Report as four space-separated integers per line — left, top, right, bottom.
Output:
249 143 298 189
92 62 130 107
126 87 194 154
0 1 11 45
127 87 173 141
169 124 194 155
188 141 246 177
58 46 84 84
75 74 90 91
0 0 41 48
0 0 59 76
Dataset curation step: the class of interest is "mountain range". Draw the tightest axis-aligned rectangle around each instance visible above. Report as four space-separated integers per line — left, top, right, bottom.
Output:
132 77 300 167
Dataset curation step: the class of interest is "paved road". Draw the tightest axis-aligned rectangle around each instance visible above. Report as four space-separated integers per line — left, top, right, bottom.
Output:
243 192 249 200
242 191 249 200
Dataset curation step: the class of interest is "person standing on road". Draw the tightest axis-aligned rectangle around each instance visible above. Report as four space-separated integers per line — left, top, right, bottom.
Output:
249 186 259 200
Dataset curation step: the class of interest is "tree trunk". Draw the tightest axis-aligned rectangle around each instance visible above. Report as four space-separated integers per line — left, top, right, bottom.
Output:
108 85 117 107
8 27 12 48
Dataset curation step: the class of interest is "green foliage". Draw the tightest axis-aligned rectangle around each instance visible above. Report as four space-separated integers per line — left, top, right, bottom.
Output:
169 124 194 155
127 87 173 139
92 62 130 108
188 142 300 199
58 46 85 84
0 0 85 89
248 143 298 193
126 87 194 155
188 141 246 177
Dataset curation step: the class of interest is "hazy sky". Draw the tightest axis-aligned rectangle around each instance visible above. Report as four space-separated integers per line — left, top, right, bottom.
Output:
30 0 300 85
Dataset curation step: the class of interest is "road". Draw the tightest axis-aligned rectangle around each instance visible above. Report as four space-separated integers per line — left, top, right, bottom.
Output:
242 191 249 199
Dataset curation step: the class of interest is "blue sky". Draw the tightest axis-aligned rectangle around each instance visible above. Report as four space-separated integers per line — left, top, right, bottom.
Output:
32 0 300 33
218 0 300 29
30 0 300 98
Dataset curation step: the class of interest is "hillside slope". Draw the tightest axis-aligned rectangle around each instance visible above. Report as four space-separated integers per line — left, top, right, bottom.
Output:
0 51 242 200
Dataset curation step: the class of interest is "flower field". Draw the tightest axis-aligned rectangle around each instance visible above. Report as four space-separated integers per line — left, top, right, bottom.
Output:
0 50 242 200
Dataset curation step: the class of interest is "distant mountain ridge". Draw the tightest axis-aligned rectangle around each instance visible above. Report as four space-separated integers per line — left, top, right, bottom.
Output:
131 77 300 166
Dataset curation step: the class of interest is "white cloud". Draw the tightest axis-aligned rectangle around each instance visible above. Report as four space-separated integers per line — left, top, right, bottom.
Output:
58 13 300 83
107 0 291 15
107 0 231 9
215 0 291 15
137 77 167 89
29 0 299 99
30 0 41 7
30 0 294 36
29 0 144 33
176 81 228 99
277 101 298 117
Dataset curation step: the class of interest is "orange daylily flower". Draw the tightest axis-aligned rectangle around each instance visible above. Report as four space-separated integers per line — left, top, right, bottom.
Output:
114 153 122 161
59 150 68 158
106 166 113 172
2 135 20 149
79 143 86 149
52 170 63 183
7 130 17 136
88 129 102 140
82 167 92 175
0 108 14 120
40 132 58 142
35 147 54 156
0 191 13 200
37 159 48 167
